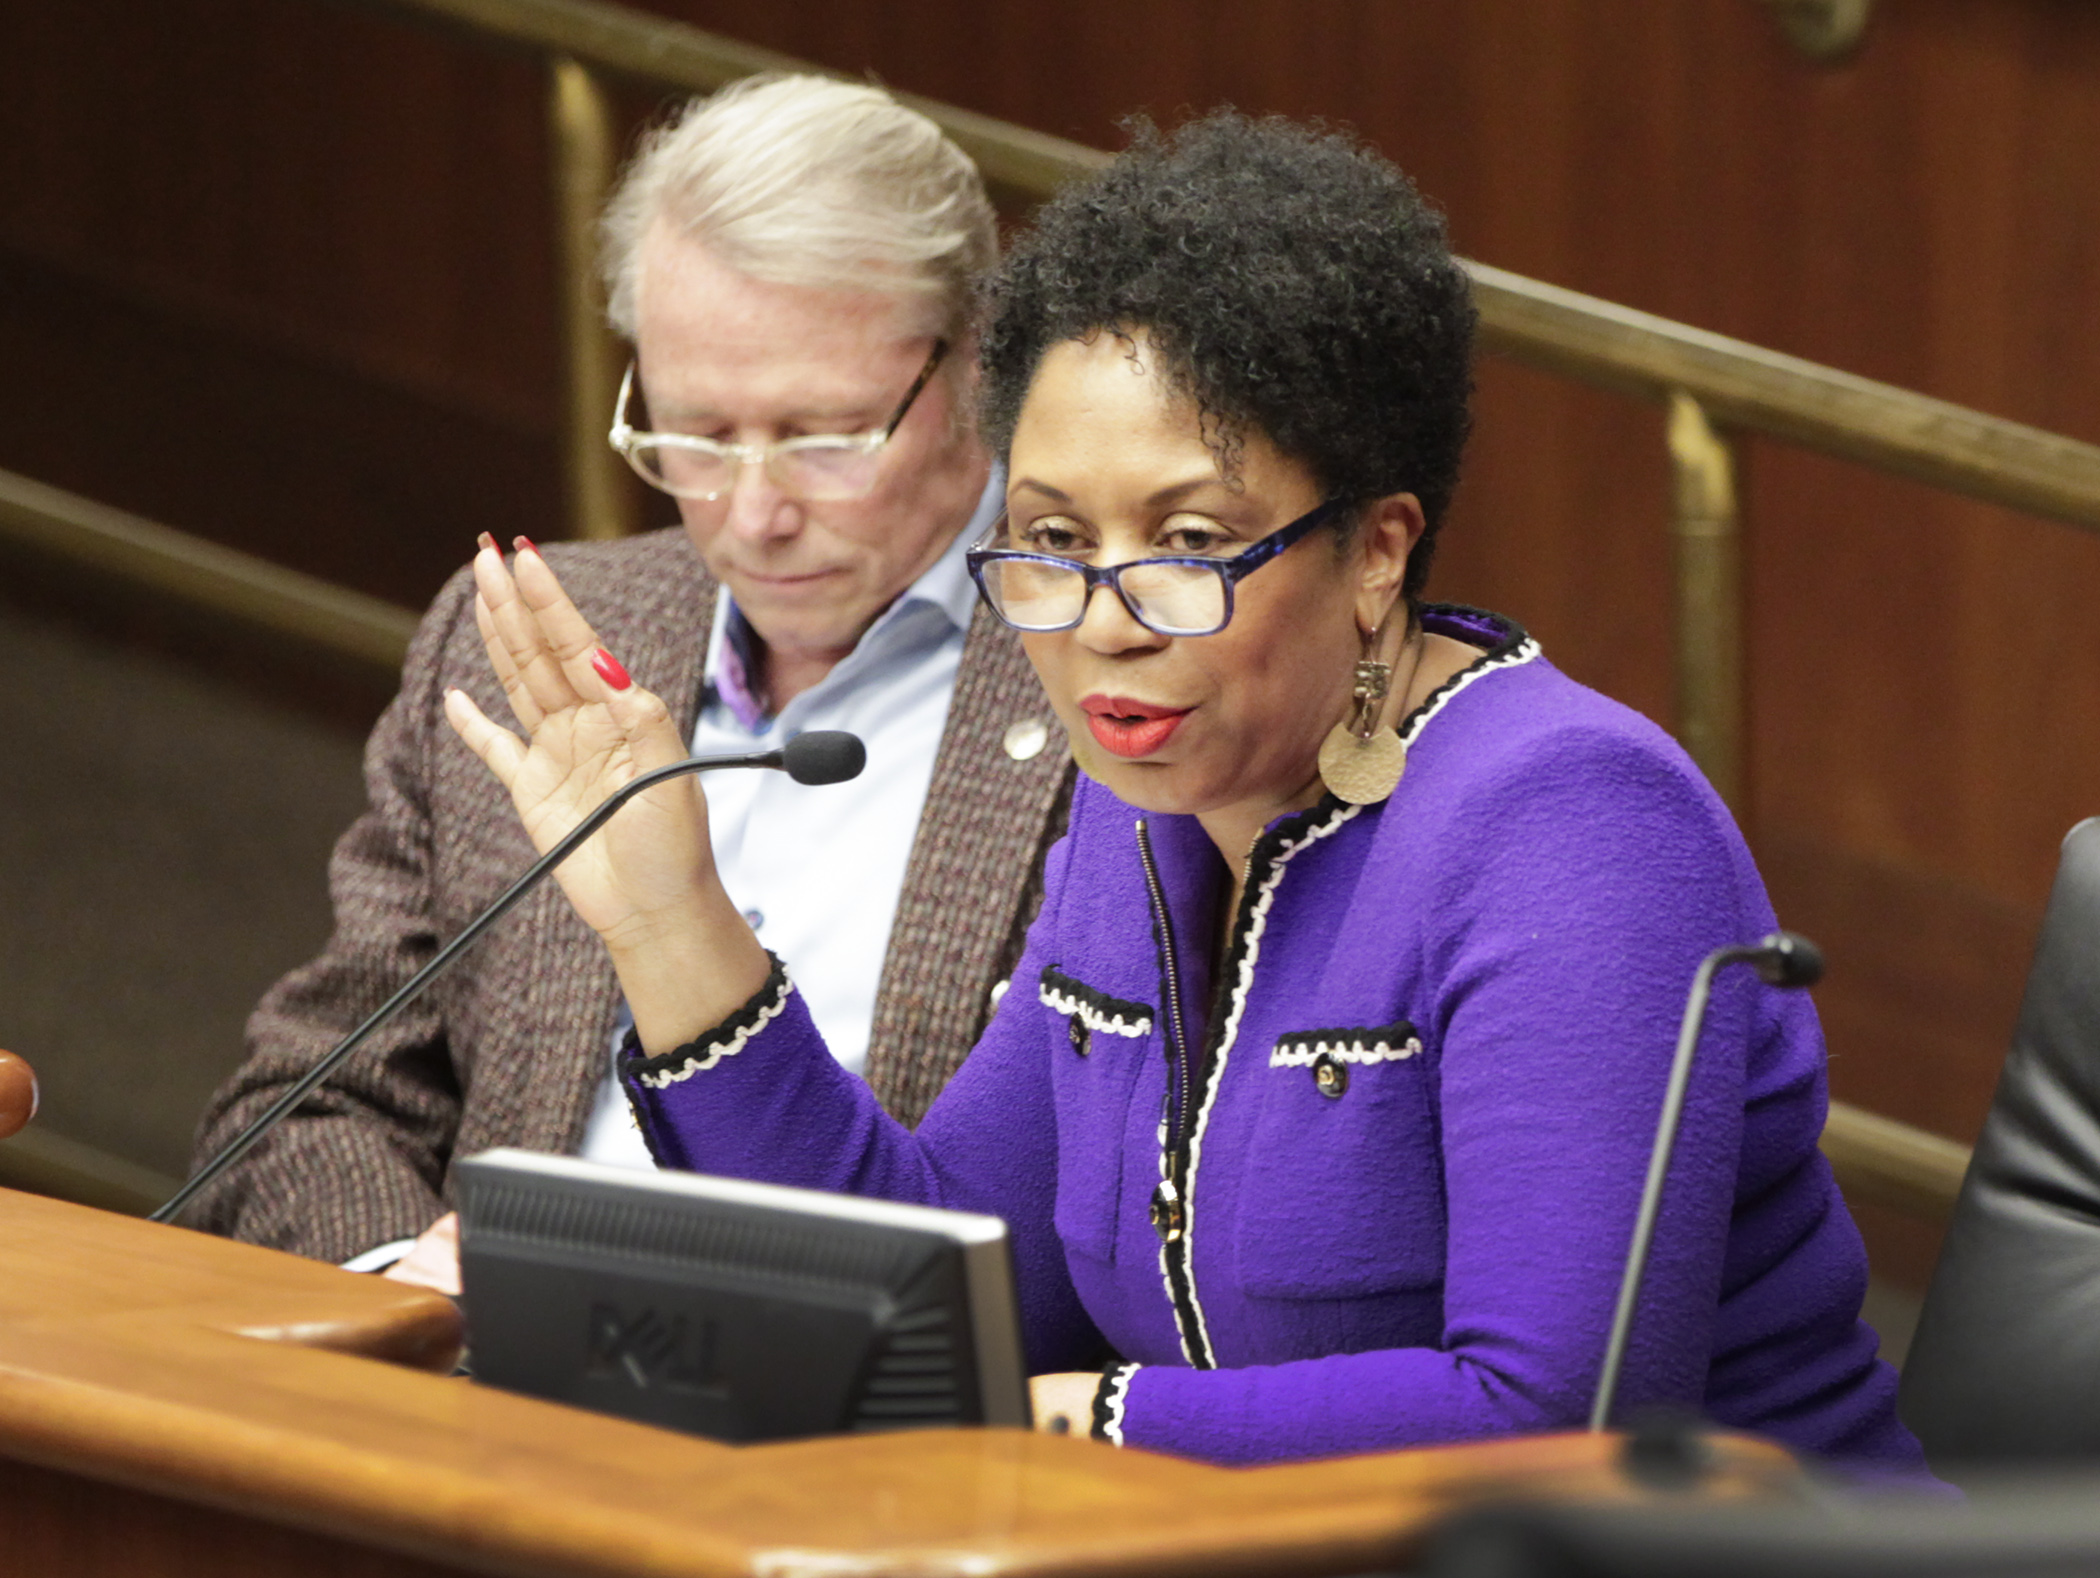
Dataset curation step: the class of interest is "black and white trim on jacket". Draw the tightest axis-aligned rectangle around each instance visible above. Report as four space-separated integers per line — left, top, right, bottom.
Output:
1397 607 1541 752
621 952 792 1089
1038 966 1154 1038
1153 616 1541 1371
1270 1022 1423 1067
1091 1362 1139 1446
1163 795 1364 1368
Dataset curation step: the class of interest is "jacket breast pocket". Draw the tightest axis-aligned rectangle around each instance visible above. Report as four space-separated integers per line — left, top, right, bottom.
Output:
1042 966 1153 1268
1232 1022 1448 1300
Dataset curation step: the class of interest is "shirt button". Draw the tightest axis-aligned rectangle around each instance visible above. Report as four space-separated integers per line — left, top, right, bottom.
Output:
1313 1054 1349 1099
1003 719 1050 761
1067 1016 1091 1057
742 908 765 931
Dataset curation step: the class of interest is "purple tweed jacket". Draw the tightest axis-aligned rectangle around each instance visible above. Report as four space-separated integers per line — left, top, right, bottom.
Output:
191 528 1072 1263
619 607 1925 1470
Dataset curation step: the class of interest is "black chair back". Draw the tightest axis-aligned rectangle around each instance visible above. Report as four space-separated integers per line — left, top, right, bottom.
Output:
1901 817 2100 1469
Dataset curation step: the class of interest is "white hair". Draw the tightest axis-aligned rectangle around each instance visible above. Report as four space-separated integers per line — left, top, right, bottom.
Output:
601 74 996 341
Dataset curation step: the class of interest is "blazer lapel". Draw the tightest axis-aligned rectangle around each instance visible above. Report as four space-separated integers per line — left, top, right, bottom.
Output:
865 604 1073 1126
505 532 717 1158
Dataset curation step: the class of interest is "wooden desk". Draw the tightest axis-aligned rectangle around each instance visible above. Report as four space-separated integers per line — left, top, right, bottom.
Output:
0 1187 1794 1577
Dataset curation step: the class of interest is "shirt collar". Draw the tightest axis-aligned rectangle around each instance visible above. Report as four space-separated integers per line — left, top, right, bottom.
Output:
705 470 1001 730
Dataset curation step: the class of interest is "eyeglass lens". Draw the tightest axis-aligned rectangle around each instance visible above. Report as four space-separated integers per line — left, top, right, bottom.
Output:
620 339 945 504
630 441 885 503
981 558 1230 636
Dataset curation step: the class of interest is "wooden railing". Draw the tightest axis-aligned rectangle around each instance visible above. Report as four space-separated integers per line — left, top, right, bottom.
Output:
18 0 2100 1223
0 470 419 672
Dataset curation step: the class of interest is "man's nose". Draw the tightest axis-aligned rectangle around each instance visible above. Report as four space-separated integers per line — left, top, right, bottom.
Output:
721 455 799 542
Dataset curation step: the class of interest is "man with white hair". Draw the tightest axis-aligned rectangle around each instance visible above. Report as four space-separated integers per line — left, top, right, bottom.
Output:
189 75 1070 1271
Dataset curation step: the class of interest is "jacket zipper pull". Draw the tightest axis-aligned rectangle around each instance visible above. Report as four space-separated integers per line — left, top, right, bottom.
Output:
1150 1152 1188 1243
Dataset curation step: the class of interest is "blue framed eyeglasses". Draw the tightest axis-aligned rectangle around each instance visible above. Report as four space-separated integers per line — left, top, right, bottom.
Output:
967 497 1347 638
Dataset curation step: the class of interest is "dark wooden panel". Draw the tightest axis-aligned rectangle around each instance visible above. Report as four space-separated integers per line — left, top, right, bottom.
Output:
0 0 596 610
1438 357 1678 728
0 1453 470 1578
0 247 568 610
0 0 560 424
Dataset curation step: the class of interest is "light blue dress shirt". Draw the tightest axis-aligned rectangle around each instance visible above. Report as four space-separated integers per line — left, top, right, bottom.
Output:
576 485 1000 1170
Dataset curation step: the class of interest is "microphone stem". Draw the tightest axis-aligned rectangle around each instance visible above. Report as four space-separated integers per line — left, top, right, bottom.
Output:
1588 944 1760 1431
154 748 781 1225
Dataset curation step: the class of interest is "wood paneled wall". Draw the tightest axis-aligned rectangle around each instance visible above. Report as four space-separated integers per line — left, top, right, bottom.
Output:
5 0 2099 1284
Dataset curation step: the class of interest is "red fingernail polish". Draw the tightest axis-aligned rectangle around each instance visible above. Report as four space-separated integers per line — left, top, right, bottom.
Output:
476 532 497 553
514 535 539 556
591 647 632 691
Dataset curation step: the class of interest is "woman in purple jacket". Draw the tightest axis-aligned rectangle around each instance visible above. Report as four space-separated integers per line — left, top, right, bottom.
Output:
447 113 1923 1470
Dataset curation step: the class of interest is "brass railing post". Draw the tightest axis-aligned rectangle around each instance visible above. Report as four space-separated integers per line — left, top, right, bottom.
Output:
1667 391 1744 812
547 55 634 540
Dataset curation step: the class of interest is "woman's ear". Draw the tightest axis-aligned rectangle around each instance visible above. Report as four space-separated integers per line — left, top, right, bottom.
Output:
1353 492 1426 636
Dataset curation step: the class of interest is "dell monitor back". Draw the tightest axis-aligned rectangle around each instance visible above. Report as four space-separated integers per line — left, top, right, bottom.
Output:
456 1149 1030 1443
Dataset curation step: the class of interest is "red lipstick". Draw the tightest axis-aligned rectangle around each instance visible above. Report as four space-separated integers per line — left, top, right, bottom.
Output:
1079 694 1192 759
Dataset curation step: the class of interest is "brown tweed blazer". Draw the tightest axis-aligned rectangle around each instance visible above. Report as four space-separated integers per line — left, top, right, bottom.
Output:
190 529 1072 1263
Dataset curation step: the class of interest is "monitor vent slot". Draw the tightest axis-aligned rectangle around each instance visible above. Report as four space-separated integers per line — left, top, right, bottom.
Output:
465 1174 921 1292
851 1305 962 1429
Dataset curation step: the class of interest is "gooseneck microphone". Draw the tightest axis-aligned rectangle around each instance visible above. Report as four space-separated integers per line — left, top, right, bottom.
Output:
1588 931 1825 1432
153 731 867 1225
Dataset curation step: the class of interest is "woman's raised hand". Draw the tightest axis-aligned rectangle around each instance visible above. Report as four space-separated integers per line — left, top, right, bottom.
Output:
444 537 768 1045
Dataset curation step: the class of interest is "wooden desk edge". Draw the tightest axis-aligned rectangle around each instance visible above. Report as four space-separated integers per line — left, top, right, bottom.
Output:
0 1188 1801 1578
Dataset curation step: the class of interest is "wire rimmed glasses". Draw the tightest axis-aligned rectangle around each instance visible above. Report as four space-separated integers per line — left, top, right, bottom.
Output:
966 497 1347 638
608 339 948 503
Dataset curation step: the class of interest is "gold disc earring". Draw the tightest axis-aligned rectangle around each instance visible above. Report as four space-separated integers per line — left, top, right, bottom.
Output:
1318 651 1408 805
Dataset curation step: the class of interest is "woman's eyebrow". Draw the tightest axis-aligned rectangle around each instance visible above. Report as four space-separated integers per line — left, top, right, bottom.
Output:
1006 476 1228 508
1141 477 1231 509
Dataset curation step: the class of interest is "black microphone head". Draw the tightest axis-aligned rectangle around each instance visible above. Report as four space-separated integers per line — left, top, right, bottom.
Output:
1753 931 1824 989
782 730 866 786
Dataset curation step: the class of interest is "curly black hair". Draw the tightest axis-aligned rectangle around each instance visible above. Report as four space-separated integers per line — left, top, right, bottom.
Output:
978 111 1476 600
